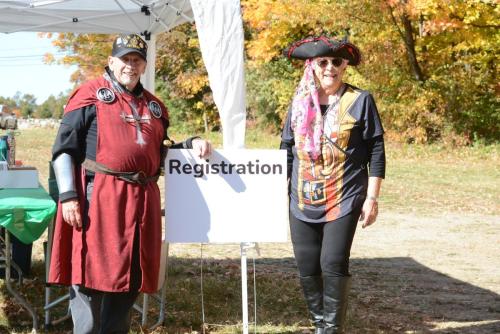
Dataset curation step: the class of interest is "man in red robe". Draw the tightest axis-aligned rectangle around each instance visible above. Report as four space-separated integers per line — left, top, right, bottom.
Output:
50 34 211 333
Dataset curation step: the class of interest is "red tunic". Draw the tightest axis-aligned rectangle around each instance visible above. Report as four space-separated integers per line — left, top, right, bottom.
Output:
49 76 167 293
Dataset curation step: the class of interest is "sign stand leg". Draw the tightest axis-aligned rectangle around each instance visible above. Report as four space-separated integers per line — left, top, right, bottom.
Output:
240 242 251 334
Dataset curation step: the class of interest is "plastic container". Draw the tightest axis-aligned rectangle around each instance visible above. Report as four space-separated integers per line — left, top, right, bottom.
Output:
0 136 8 162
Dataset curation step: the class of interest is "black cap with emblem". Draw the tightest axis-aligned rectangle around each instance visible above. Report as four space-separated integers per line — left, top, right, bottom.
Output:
112 34 148 60
283 36 361 66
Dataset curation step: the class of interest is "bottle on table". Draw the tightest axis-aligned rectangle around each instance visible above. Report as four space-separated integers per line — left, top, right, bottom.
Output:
0 136 8 163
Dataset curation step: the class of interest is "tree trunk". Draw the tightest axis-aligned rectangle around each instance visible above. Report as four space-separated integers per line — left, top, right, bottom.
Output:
203 110 209 133
401 14 425 82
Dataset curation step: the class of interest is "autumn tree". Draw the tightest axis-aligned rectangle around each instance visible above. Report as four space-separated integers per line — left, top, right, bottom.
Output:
154 24 218 133
0 96 17 112
41 32 113 86
242 0 499 143
13 93 38 118
42 1 499 142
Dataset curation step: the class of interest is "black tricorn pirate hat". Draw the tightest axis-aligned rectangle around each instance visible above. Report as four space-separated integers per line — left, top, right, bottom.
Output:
283 36 361 66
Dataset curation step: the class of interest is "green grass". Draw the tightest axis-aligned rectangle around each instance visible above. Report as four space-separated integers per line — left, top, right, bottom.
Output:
383 142 499 215
0 127 498 333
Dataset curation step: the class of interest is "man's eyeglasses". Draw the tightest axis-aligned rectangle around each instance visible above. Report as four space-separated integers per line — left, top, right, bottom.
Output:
315 57 344 68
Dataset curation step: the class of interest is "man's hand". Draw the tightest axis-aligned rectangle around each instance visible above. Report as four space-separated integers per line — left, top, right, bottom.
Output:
358 197 378 229
192 138 212 159
61 199 82 228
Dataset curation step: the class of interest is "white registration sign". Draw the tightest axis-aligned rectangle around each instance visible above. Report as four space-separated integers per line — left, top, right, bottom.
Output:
164 149 288 243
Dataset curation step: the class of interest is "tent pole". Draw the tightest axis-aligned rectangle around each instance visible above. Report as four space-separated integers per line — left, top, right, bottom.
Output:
143 34 156 93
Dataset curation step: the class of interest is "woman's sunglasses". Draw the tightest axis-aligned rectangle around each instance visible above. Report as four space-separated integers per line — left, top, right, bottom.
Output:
315 57 344 68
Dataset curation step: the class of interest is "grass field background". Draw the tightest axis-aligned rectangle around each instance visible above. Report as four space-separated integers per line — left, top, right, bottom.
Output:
13 127 500 216
0 126 498 333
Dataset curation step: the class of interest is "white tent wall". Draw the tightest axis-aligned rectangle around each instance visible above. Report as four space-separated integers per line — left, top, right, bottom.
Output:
191 0 246 148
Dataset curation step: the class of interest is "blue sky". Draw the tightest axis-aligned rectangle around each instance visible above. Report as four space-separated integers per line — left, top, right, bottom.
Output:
0 32 76 103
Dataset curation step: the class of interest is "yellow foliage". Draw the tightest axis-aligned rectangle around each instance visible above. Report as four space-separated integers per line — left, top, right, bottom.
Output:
174 72 209 98
243 0 351 63
195 101 204 110
39 33 113 84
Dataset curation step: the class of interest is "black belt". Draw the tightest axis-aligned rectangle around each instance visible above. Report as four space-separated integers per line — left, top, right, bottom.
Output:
82 159 159 186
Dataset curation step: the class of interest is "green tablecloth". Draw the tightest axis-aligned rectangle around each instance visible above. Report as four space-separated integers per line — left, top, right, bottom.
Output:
0 186 56 244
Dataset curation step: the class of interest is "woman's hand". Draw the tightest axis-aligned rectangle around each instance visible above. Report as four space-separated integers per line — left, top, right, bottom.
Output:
359 197 378 229
360 176 383 228
192 138 212 159
61 199 82 227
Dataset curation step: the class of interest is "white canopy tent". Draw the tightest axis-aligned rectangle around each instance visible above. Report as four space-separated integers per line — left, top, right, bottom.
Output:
0 0 193 34
0 0 248 331
0 0 246 147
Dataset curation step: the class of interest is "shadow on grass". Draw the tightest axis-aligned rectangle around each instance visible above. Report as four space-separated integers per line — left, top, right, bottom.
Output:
0 256 498 333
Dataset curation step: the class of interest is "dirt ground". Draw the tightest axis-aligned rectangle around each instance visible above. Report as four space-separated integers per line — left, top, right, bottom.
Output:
345 211 500 334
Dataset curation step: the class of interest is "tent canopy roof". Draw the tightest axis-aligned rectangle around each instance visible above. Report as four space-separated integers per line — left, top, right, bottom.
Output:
0 0 193 36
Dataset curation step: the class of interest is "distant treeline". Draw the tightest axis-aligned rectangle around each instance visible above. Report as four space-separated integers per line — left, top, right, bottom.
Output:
0 93 68 119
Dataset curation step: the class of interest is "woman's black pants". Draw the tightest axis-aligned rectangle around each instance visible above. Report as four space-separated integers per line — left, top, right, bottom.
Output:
289 209 360 278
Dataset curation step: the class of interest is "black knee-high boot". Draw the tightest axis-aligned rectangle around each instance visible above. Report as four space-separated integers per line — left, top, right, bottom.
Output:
300 276 324 334
323 276 351 334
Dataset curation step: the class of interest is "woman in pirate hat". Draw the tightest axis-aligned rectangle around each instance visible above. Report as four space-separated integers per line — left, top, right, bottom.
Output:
281 36 386 333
